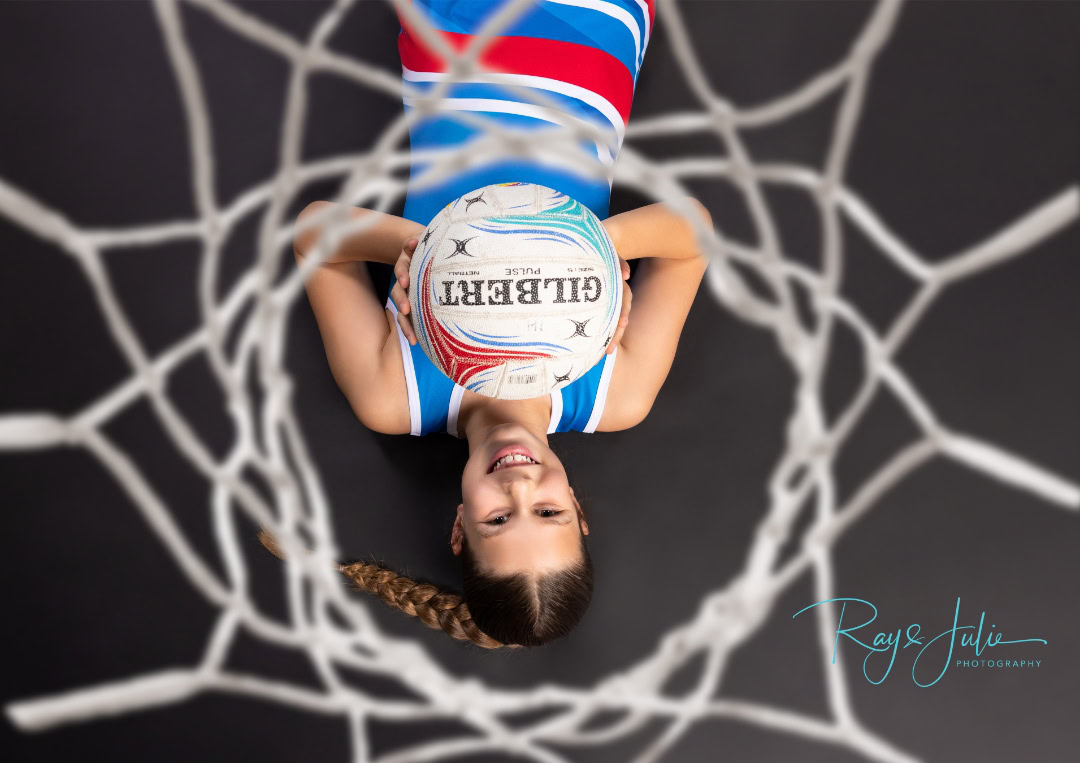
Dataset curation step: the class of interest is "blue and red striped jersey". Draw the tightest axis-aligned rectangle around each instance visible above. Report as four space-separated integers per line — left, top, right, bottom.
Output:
384 0 654 437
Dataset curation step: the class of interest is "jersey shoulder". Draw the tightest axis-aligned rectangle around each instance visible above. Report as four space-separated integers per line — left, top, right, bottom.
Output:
594 345 651 432
360 308 413 435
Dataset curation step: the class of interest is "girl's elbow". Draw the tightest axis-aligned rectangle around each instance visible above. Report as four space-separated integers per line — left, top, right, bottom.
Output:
686 196 712 229
293 201 334 260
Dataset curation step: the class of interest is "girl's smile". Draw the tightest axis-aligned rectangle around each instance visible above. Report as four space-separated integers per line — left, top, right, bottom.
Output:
487 444 541 473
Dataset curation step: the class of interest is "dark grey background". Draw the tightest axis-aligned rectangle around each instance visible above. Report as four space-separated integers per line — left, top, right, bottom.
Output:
2 2 1078 761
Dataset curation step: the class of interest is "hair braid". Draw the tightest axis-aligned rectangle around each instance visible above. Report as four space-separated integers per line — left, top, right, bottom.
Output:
256 530 517 650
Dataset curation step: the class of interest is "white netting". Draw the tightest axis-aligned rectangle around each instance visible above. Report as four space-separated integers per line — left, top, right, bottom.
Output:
3 0 1077 761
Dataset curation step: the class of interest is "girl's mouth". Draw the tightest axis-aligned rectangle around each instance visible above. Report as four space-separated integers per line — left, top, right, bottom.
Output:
487 445 540 473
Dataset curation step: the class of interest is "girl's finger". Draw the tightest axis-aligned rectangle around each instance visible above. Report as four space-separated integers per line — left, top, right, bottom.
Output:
608 319 626 353
392 283 409 314
397 310 416 345
609 306 629 352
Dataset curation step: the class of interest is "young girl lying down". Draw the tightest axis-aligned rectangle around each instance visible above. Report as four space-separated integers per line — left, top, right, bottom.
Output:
285 0 711 649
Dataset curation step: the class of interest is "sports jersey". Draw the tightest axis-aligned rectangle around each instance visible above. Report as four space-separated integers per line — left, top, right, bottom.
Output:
384 0 654 437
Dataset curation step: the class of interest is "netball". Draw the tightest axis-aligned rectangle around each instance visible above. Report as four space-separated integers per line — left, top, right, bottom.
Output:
407 181 623 400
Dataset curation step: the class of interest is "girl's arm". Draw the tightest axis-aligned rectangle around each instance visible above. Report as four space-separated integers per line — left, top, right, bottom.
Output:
596 198 711 429
603 197 712 263
292 202 421 432
294 201 425 266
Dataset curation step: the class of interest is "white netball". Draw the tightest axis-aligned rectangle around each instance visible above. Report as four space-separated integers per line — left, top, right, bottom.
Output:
407 182 622 400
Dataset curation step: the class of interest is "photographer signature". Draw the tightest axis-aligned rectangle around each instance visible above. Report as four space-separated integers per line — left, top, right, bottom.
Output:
792 597 1047 687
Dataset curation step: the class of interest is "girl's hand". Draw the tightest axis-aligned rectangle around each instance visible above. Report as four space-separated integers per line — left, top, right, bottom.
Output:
607 255 631 354
390 236 420 345
391 241 632 352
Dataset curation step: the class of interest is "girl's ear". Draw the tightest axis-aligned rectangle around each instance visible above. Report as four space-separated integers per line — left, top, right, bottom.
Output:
450 504 465 556
569 492 589 535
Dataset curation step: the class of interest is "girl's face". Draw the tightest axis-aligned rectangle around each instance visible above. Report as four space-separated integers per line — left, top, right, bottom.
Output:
453 423 589 575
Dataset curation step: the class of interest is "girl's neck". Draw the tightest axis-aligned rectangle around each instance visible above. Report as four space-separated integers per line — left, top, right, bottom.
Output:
458 390 552 457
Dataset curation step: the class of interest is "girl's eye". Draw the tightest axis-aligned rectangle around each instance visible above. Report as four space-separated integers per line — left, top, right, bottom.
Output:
486 509 562 525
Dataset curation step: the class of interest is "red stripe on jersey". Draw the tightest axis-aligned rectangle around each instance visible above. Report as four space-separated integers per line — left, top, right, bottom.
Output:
398 27 635 125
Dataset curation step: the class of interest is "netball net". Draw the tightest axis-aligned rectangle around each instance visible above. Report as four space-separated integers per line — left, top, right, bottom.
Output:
2 1 1078 762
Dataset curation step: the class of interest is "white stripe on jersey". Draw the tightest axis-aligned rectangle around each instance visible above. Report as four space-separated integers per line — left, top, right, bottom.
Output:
545 0 644 69
402 66 627 149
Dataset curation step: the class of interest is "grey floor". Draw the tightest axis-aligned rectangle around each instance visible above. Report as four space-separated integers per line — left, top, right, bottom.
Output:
2 2 1078 761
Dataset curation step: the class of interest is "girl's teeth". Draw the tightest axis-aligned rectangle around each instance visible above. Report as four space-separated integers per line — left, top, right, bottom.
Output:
493 453 536 471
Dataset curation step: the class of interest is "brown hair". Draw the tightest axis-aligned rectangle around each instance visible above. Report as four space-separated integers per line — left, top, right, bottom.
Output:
256 497 594 650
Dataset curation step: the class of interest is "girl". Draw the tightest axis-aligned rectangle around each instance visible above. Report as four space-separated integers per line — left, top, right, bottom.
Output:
288 0 710 649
